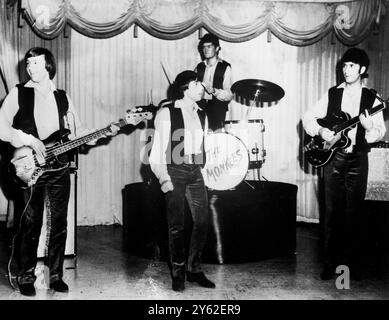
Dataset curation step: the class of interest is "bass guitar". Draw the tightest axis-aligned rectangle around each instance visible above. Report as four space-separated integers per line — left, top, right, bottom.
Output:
304 101 387 168
10 107 152 188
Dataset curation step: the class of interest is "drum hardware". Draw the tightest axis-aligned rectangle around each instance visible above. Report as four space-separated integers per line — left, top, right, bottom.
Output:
203 79 284 190
228 79 284 184
231 79 285 103
224 119 265 182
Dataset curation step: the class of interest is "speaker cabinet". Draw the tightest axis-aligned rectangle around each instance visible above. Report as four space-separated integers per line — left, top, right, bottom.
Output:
37 171 77 258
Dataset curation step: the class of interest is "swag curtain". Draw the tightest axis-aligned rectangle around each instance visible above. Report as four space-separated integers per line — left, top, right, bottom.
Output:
21 0 384 45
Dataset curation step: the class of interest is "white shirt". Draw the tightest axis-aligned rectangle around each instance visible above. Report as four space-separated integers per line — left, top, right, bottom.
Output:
149 100 208 184
303 83 386 151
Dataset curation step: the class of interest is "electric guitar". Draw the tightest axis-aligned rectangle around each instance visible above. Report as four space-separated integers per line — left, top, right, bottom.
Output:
10 107 152 188
304 101 387 168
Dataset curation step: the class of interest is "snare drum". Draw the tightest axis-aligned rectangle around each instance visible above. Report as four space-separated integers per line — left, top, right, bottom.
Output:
224 119 265 167
201 133 249 190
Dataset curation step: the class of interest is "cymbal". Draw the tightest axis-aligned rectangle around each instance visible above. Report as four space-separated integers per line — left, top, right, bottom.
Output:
231 79 285 103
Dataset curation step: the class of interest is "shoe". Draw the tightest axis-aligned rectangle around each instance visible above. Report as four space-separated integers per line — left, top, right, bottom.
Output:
320 266 335 280
350 266 363 281
50 280 69 293
18 283 36 296
187 272 216 288
172 277 185 292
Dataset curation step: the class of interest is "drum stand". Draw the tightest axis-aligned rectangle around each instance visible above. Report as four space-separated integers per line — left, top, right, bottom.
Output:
244 89 266 184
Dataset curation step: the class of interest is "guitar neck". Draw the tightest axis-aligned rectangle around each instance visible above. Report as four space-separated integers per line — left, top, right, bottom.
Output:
335 102 386 134
50 119 127 156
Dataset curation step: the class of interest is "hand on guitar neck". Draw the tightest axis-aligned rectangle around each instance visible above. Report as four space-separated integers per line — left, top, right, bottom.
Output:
359 109 374 131
68 123 120 145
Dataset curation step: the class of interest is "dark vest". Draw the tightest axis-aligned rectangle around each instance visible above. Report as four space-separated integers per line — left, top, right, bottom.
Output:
196 60 230 90
196 60 231 130
166 104 206 166
12 83 69 139
327 85 376 152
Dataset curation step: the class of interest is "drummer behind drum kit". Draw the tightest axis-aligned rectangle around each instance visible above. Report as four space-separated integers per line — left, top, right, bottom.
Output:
201 79 285 190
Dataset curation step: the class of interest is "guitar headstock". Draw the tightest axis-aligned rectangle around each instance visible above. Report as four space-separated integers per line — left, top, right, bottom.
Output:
125 107 153 126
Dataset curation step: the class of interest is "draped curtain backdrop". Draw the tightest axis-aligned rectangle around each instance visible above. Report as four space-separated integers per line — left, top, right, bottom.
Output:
1 0 388 224
20 0 384 45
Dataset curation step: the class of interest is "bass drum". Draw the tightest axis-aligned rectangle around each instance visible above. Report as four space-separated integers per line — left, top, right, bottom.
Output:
202 133 249 190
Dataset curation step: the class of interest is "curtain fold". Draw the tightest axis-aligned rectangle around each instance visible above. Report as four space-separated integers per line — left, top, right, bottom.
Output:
0 2 20 91
0 2 20 220
21 0 384 45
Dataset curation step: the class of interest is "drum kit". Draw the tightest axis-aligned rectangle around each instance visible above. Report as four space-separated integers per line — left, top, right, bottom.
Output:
202 79 285 190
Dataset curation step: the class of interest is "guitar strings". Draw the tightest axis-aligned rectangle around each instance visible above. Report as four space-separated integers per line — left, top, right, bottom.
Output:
40 116 131 161
42 127 113 160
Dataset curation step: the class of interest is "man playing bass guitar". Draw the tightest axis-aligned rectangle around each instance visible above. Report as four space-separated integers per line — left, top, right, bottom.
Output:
0 47 119 296
303 48 386 281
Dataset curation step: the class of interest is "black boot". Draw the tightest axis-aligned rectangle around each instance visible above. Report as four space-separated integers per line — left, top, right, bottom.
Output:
172 276 185 292
320 264 335 280
50 279 69 293
18 283 36 296
187 272 215 288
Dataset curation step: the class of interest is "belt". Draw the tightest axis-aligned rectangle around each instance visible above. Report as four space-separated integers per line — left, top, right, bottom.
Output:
339 146 368 154
340 147 355 154
183 154 204 165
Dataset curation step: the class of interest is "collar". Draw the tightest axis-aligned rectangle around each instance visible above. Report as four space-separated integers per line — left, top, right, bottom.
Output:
24 80 57 91
175 99 202 112
203 58 222 68
337 81 366 89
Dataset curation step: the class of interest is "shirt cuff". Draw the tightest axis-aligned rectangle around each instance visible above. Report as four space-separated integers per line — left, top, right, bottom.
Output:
305 121 322 137
14 129 34 147
159 173 171 186
365 128 381 143
214 89 232 101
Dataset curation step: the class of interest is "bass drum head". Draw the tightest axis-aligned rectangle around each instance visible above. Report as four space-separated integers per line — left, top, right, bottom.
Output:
202 133 249 190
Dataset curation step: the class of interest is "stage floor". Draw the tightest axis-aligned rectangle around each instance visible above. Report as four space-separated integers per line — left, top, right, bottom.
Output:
0 223 388 300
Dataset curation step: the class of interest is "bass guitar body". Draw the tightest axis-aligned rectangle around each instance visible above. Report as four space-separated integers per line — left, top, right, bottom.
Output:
10 130 71 188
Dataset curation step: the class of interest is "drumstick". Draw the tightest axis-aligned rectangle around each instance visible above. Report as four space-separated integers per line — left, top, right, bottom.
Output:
200 82 216 96
160 62 172 86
